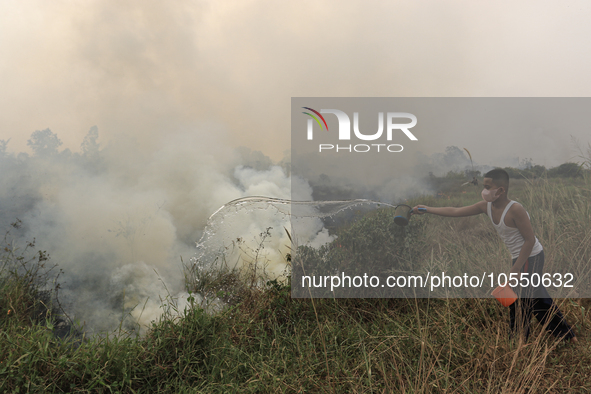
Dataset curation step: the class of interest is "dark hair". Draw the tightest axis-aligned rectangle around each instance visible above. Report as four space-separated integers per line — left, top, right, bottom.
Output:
484 168 509 189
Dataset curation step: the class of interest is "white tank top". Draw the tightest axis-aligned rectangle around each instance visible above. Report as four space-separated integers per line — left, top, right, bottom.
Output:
487 201 543 259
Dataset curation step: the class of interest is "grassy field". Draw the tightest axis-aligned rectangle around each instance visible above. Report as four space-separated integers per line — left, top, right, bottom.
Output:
2 174 591 393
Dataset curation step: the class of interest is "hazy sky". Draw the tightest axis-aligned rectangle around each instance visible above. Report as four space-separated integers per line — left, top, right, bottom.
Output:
2 0 591 166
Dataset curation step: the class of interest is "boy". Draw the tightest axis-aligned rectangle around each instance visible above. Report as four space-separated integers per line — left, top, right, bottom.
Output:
412 169 577 343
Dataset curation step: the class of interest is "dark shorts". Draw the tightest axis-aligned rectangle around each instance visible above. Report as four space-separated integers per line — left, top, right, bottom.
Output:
510 250 551 299
509 250 575 340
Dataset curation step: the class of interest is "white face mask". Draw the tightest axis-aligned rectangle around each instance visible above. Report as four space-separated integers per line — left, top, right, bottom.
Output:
481 187 501 202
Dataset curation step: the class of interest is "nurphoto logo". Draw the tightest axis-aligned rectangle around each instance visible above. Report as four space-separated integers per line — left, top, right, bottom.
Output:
302 107 418 153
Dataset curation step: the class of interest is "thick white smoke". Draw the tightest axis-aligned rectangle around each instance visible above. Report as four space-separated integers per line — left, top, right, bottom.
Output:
0 124 487 336
0 127 309 335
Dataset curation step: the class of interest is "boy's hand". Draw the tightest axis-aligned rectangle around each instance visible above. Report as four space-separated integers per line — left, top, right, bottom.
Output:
412 205 428 214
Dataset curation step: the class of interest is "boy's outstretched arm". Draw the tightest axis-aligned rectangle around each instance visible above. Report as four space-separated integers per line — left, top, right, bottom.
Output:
411 201 487 217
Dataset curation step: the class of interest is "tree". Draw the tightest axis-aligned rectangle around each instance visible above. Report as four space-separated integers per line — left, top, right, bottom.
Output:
27 129 62 156
442 146 470 171
548 162 582 178
81 126 100 159
0 139 8 157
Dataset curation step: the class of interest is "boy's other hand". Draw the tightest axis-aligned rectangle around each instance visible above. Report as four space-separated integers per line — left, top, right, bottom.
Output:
412 205 428 214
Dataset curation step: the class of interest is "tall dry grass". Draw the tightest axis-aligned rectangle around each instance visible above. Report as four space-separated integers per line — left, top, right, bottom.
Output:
1 175 591 392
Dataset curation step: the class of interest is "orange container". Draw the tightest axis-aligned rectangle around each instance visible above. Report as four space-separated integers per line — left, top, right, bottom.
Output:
491 285 517 307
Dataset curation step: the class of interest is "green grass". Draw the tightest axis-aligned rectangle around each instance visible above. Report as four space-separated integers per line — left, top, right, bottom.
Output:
2 175 591 393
